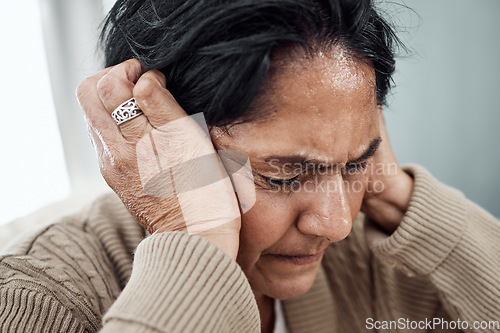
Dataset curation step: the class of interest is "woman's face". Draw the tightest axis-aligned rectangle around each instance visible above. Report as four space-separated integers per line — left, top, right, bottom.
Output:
211 47 380 300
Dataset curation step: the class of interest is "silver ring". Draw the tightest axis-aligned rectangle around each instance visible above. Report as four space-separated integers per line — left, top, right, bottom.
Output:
111 98 143 125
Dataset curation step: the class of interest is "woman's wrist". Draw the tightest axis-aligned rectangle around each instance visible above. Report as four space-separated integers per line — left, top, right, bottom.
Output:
197 224 241 260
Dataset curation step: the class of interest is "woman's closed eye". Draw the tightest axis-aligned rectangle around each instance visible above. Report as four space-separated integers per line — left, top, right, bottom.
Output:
342 161 369 175
254 161 370 192
253 172 303 192
266 175 301 190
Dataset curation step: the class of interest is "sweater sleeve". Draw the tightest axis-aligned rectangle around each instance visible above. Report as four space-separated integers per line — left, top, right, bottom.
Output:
101 231 260 333
0 287 85 332
364 165 500 330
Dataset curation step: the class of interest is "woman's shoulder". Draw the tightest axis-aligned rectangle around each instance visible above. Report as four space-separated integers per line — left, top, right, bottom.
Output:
1 192 145 260
0 193 145 330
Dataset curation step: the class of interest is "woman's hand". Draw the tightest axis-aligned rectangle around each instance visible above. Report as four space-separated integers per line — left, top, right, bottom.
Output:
76 59 241 259
361 106 414 233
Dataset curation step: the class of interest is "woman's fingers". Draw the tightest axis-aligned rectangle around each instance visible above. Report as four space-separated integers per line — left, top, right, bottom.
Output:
76 65 123 147
97 59 150 141
88 59 192 144
133 70 188 127
97 59 143 111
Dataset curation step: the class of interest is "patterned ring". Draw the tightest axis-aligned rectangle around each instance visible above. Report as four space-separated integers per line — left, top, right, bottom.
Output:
111 98 143 125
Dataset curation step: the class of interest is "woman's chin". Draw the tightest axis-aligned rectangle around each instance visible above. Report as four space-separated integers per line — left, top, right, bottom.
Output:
247 262 321 300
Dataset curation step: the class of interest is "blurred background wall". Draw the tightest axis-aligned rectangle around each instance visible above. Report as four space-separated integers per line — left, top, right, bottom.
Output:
0 0 498 232
384 0 500 217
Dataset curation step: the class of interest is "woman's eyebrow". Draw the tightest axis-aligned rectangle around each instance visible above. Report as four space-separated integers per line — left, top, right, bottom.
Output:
262 136 382 168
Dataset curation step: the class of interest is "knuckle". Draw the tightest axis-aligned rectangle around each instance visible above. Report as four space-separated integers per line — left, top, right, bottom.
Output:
112 159 134 183
148 70 166 85
133 75 157 102
76 78 93 102
123 59 146 83
97 71 135 104
109 144 133 170
152 71 167 89
96 73 115 99
124 58 143 71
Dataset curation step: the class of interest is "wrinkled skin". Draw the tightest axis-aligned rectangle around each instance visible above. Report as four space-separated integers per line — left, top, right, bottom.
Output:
77 48 413 332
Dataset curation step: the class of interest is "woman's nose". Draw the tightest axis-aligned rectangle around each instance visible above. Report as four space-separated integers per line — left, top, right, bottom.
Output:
295 172 352 242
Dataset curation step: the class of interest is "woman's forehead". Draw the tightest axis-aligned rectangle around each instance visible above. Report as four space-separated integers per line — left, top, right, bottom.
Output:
211 49 379 165
234 49 376 129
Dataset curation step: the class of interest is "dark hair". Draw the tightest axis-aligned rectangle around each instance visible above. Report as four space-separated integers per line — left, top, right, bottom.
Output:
101 0 401 126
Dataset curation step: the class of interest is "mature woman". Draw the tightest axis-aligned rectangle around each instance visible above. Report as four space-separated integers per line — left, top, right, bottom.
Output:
1 0 499 332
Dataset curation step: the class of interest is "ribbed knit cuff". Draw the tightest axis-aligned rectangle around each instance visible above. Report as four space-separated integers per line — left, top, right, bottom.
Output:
102 232 260 332
364 165 466 275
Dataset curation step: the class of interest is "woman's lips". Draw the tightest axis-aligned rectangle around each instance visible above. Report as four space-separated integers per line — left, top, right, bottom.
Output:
268 252 324 265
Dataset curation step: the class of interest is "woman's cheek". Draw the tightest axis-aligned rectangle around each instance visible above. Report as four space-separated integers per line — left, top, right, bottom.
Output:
239 192 293 256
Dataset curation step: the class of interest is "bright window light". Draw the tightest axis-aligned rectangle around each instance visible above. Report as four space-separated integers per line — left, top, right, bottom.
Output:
0 0 71 226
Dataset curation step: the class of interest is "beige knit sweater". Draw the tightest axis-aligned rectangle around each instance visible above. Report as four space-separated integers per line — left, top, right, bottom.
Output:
1 165 499 332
